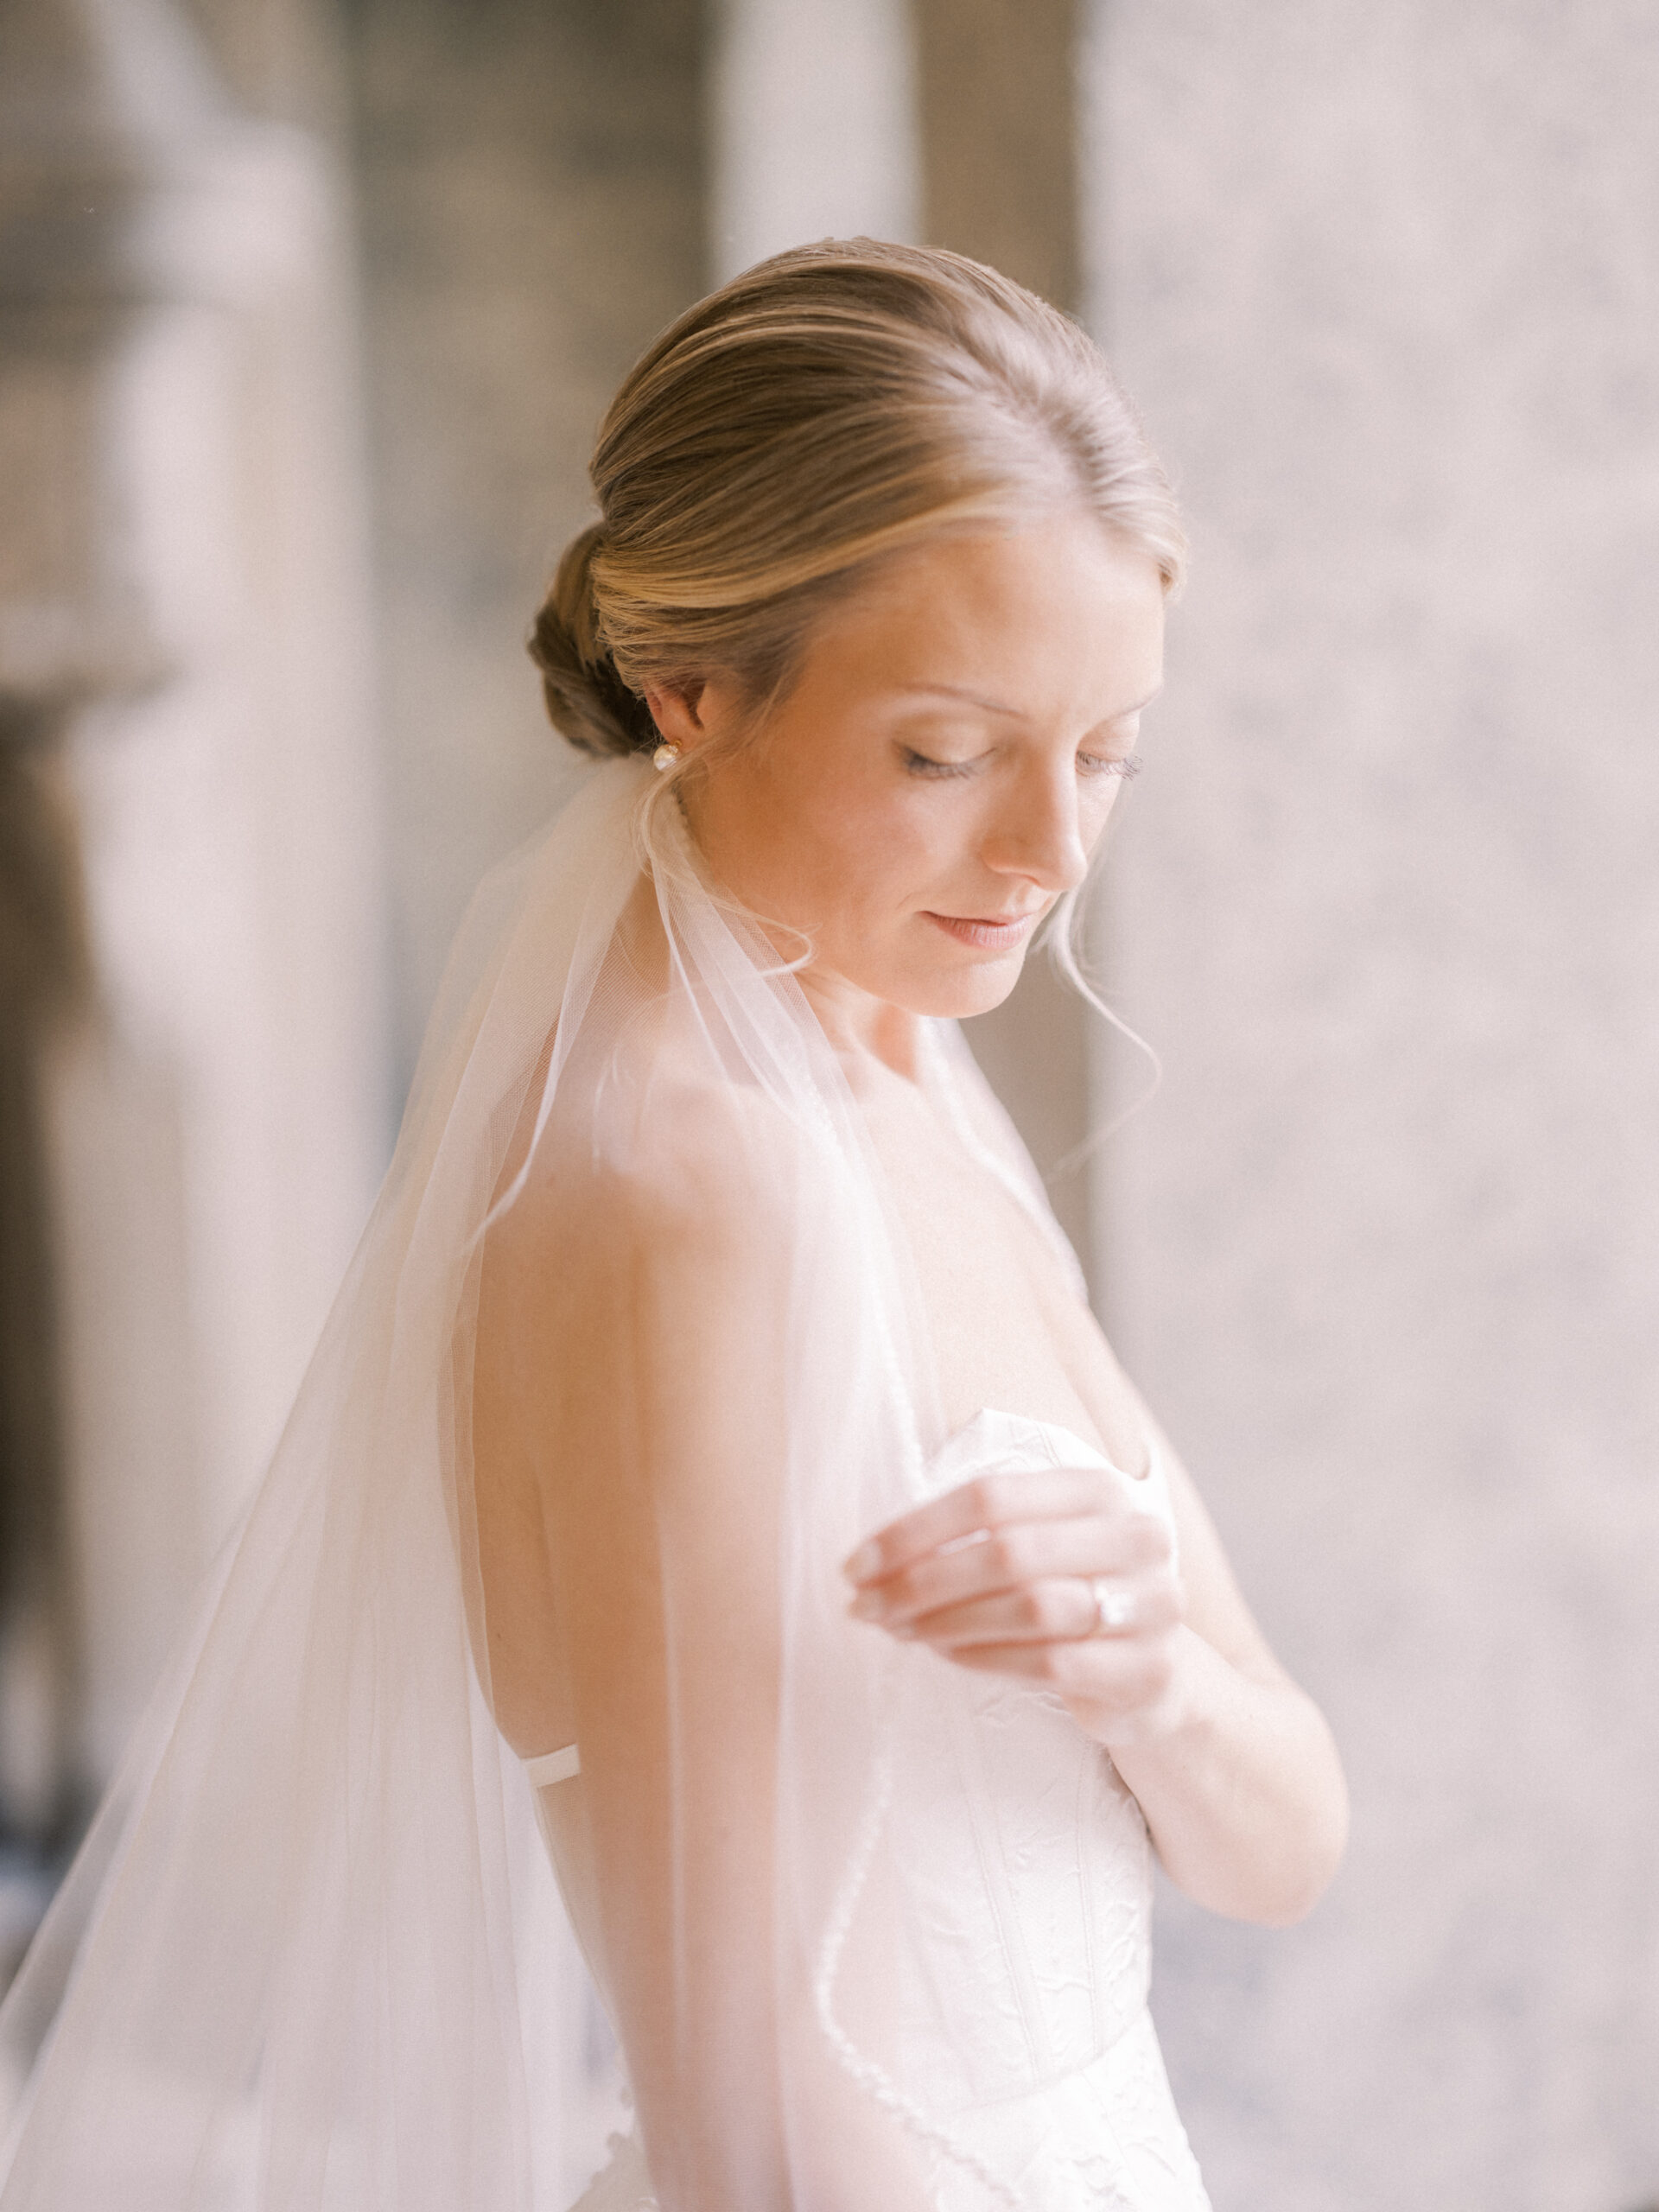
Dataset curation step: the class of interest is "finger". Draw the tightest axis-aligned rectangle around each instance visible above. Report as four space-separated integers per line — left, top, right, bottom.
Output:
849 1508 1171 1625
898 1569 1183 1651
843 1464 1160 1587
940 1631 1179 1714
842 1468 1113 1584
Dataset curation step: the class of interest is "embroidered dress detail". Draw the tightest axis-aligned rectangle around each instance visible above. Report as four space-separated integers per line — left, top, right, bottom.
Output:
565 1408 1210 2212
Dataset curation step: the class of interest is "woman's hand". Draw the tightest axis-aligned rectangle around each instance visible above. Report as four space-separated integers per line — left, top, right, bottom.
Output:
845 1441 1350 1928
843 1462 1187 1747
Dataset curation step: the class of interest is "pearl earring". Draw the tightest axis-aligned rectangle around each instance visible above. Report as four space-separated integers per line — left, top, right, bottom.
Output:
652 741 681 772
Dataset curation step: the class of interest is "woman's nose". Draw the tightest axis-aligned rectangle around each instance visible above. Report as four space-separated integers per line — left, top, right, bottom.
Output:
981 763 1089 893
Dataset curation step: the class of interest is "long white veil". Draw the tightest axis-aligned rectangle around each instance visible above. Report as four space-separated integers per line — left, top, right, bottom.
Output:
0 758 1135 2210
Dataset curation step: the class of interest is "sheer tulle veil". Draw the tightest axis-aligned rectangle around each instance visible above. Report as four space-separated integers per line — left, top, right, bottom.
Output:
0 755 1109 2209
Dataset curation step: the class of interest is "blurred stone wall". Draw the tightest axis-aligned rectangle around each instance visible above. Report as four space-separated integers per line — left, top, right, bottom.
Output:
1086 6 1659 2208
342 0 707 1092
1 0 384 1818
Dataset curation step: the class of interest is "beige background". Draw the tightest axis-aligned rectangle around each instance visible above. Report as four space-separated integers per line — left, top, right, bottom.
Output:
1090 7 1659 2208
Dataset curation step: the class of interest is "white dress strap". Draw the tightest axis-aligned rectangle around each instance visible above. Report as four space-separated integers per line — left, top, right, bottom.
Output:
524 1743 581 1788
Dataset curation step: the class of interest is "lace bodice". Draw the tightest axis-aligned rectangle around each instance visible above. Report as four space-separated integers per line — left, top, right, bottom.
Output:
566 1407 1210 2211
868 1408 1173 2114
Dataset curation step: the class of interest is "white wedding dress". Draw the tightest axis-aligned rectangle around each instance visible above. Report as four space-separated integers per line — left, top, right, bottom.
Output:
548 1408 1209 2212
0 759 1211 2212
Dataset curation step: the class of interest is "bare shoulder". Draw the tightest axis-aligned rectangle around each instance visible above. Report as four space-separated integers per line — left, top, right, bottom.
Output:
498 1059 809 1290
476 1055 814 1500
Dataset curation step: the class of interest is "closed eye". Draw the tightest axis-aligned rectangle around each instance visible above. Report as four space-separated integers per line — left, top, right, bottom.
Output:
900 747 978 780
900 747 1142 782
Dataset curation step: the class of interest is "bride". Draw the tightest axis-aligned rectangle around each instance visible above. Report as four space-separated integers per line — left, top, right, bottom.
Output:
0 240 1345 2211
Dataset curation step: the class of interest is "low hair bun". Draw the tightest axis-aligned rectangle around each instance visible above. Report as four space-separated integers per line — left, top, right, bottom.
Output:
531 242 1184 763
529 520 658 760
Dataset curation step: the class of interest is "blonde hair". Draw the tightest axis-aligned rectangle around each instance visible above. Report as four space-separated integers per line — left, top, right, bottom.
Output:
531 238 1185 760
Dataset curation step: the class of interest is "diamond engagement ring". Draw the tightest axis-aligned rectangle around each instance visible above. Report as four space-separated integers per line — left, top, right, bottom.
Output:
1090 1576 1135 1635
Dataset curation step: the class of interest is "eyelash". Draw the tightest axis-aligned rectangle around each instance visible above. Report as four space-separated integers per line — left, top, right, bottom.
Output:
900 749 1142 782
899 751 974 779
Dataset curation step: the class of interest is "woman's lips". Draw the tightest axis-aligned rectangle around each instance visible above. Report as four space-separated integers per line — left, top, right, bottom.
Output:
922 909 1043 951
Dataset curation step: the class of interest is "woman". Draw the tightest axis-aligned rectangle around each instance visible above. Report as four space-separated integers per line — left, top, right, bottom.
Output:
0 241 1344 2210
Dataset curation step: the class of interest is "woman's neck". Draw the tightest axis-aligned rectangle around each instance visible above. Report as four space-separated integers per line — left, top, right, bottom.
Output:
792 961 925 1084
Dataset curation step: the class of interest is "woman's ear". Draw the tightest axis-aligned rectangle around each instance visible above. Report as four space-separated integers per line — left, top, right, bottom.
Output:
645 674 753 755
644 680 709 750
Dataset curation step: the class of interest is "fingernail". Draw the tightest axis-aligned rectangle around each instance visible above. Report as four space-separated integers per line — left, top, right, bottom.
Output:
843 1541 881 1583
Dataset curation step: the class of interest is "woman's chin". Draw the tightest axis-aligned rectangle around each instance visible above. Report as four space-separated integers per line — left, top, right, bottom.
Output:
907 950 1029 1021
802 943 1031 1027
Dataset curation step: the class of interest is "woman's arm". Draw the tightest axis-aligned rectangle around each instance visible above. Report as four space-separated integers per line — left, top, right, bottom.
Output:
1096 1439 1349 1925
476 1103 933 2211
843 1422 1348 1929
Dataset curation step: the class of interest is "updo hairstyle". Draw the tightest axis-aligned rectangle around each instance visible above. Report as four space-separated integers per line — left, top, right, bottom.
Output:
530 238 1185 760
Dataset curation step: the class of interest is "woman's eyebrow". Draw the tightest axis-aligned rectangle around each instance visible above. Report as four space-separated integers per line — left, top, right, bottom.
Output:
891 683 1026 717
893 681 1165 719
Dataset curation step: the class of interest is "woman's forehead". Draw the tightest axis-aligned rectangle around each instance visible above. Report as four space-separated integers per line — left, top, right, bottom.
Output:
789 518 1166 717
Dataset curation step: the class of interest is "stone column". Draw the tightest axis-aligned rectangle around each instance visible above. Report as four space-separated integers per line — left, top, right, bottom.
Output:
0 0 384 1812
0 0 178 1851
709 0 918 280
